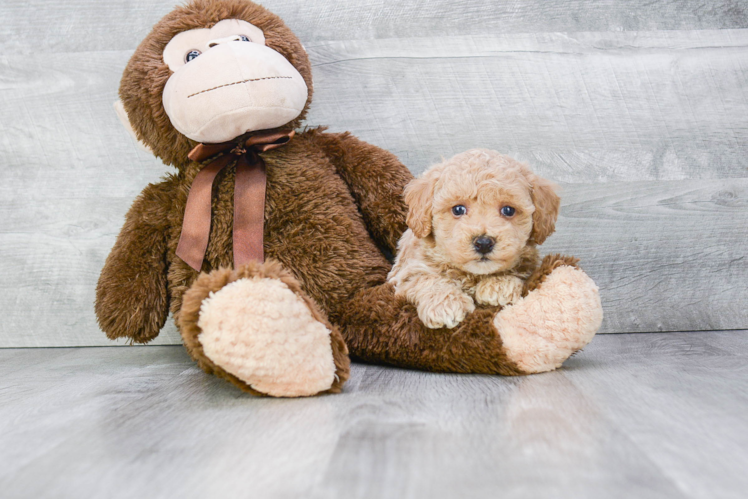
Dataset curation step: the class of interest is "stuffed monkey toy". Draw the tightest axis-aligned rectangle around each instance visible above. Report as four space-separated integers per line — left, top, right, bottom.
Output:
96 0 603 397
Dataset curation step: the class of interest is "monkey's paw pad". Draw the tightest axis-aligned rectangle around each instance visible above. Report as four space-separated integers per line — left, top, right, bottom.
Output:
493 266 603 374
197 277 336 397
475 275 524 306
418 289 475 329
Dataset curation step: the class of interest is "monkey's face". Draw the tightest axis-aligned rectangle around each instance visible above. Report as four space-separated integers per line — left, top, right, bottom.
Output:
118 0 314 167
161 19 308 144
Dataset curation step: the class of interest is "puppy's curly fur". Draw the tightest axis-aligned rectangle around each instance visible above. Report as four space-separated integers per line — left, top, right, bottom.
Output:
388 149 560 329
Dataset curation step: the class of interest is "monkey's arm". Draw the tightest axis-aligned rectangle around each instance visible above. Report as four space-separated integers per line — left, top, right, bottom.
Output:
314 130 412 258
95 180 174 343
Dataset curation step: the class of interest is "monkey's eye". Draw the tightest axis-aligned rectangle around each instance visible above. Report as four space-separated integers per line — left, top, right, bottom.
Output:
452 205 467 217
238 35 251 42
500 206 516 217
185 50 201 63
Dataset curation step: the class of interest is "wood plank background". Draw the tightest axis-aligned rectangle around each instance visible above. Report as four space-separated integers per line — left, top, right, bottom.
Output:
0 0 746 347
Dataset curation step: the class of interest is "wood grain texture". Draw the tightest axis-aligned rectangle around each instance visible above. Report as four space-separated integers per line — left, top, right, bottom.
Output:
1 0 747 54
307 30 748 178
1 332 747 497
0 1 746 346
548 179 748 333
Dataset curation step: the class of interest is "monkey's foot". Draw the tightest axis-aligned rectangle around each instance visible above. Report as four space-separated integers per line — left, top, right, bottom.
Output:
493 264 603 374
178 261 349 397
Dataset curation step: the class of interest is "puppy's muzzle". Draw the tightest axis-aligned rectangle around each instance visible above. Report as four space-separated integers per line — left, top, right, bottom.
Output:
473 235 495 255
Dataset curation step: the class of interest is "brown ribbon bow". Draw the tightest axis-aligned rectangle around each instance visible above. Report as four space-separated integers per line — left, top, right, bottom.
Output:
176 129 295 271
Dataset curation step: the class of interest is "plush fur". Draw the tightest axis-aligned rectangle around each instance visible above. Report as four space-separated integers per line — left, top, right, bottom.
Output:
340 257 598 375
96 0 603 397
118 0 313 169
388 150 558 329
177 260 349 396
198 274 337 397
494 265 603 372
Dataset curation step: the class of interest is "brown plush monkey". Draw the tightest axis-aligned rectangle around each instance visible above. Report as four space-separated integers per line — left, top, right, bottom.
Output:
96 0 603 397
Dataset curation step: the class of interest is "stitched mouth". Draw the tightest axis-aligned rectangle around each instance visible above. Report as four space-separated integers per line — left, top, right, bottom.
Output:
188 76 293 98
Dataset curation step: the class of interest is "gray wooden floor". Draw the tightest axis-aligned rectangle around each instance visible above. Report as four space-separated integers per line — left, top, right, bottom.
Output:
1 331 747 498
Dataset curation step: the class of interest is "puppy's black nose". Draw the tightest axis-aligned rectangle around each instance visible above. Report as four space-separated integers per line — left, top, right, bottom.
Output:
473 235 495 255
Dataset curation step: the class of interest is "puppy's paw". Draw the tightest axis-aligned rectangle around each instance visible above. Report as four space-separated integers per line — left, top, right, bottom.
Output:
417 288 475 329
475 275 525 307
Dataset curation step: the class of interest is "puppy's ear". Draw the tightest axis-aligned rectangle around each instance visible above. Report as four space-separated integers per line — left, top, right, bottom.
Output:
528 174 560 245
404 170 438 238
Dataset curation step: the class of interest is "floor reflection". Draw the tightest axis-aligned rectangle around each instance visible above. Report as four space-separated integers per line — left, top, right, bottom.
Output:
503 372 602 459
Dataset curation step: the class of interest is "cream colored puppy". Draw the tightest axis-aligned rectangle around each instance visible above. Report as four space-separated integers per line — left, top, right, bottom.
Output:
388 149 560 329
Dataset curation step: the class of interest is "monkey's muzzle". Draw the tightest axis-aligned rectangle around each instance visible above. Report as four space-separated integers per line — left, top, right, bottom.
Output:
163 42 308 143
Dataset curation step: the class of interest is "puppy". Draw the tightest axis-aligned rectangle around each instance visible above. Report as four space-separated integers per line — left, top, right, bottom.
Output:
388 149 560 329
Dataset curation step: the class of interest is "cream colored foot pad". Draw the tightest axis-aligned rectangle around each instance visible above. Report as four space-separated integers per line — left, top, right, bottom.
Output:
198 277 336 397
494 266 603 374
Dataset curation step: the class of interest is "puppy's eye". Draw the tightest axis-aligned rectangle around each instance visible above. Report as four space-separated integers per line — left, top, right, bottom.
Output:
239 35 251 42
500 206 516 217
185 50 201 62
452 205 467 217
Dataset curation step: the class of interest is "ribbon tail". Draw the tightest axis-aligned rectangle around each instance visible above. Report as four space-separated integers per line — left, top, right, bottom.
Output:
176 156 231 271
233 155 267 268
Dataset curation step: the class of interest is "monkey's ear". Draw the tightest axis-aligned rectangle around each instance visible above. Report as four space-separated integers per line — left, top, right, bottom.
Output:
528 174 560 245
404 171 438 238
114 100 153 155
